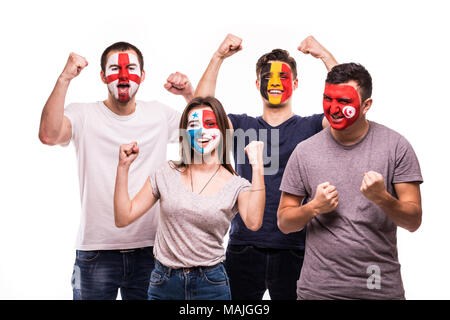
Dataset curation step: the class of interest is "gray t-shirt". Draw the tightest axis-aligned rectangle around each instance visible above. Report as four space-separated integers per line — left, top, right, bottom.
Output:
280 121 423 300
150 162 251 268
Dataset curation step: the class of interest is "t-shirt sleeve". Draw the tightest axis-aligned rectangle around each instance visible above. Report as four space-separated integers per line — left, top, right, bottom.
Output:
149 168 162 200
227 113 247 131
231 176 252 214
161 103 182 144
393 136 423 184
280 145 308 197
63 103 85 144
305 113 325 134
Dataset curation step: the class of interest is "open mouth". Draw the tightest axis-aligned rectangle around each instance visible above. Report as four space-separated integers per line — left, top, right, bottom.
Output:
330 113 344 122
196 137 211 148
117 82 130 95
268 89 284 96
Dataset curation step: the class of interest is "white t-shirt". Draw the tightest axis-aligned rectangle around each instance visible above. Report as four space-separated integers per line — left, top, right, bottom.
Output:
64 100 180 250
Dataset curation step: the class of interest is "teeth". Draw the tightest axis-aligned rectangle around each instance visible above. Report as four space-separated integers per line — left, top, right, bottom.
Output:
269 90 282 94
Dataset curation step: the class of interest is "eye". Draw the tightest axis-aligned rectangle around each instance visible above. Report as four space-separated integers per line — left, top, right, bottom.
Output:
323 95 332 101
110 66 119 71
128 66 136 71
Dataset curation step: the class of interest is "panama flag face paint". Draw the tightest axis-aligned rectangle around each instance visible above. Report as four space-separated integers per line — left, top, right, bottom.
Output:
105 52 141 102
187 107 221 154
323 83 361 130
260 61 293 105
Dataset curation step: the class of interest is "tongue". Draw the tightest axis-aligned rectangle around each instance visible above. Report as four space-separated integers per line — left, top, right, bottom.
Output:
118 87 129 95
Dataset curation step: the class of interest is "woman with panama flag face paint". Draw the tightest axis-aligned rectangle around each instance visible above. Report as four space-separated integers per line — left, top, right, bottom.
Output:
113 96 266 300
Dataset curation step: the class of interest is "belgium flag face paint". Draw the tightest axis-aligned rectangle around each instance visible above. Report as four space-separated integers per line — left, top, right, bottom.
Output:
260 62 293 105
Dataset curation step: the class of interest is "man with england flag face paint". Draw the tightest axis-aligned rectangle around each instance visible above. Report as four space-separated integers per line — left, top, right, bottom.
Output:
38 41 194 300
279 63 423 300
195 34 338 300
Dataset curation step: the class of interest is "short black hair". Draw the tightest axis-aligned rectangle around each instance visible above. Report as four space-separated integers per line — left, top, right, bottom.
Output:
100 42 144 73
326 63 372 102
256 49 298 79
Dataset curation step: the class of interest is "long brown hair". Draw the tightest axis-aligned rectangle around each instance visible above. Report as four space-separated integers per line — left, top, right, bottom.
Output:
171 96 236 175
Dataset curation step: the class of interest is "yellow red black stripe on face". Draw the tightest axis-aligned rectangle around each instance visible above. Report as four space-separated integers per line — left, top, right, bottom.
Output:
260 62 293 104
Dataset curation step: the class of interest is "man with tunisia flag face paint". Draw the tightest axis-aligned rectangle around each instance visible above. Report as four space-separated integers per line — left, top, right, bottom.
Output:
38 41 194 300
279 63 423 300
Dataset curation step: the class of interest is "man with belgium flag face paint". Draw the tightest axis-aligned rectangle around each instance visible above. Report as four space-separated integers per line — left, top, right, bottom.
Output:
195 34 338 300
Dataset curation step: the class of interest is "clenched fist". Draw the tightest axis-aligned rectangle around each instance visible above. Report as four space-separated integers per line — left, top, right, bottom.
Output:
118 142 139 167
215 34 243 59
164 72 194 98
245 141 264 169
311 182 339 215
298 36 330 59
60 52 88 81
360 171 387 203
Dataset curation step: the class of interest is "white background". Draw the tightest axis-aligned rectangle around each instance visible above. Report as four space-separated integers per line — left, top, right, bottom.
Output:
0 0 449 299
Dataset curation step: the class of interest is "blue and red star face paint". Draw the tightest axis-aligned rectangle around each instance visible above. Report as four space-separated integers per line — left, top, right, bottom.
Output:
260 61 294 105
105 52 141 102
323 83 361 130
187 107 221 154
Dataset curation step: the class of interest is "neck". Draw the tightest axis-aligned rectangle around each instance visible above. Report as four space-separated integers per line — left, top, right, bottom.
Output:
190 150 221 171
330 118 370 146
262 101 294 126
103 95 136 116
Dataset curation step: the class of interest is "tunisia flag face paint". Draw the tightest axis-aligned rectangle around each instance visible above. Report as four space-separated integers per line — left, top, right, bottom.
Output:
187 107 221 155
323 83 361 130
105 52 141 102
260 62 293 105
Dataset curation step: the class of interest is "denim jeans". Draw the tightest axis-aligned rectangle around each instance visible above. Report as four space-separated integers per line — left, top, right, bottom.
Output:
148 259 231 300
225 245 304 300
71 247 155 300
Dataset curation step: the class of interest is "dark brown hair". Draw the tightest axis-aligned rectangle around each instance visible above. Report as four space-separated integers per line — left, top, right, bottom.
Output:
100 42 144 73
326 63 372 102
172 96 236 175
256 49 298 79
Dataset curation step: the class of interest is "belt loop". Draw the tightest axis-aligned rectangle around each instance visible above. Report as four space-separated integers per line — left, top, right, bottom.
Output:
167 266 172 277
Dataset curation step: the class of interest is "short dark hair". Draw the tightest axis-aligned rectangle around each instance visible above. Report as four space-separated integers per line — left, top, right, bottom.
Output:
100 42 144 73
326 63 372 102
256 49 298 79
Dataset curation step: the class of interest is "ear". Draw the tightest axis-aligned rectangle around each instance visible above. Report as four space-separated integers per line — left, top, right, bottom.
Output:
293 78 299 91
361 98 373 115
255 78 260 91
100 70 107 84
140 70 145 83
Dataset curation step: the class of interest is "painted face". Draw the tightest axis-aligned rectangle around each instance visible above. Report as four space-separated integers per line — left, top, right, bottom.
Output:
323 83 361 130
105 52 141 102
187 107 221 154
260 62 293 105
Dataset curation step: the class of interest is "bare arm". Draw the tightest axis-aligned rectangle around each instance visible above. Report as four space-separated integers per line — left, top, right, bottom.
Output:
38 53 88 145
298 36 338 72
361 171 422 232
237 141 265 231
114 142 158 227
163 71 195 103
195 34 242 97
277 182 338 234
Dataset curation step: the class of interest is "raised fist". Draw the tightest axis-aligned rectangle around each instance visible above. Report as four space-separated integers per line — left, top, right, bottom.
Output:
245 141 264 169
215 34 243 59
360 171 387 203
118 142 139 167
298 36 330 59
312 182 339 215
60 52 88 81
164 72 194 98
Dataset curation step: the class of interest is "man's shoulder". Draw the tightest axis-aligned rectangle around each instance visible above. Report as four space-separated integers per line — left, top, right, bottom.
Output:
370 121 406 145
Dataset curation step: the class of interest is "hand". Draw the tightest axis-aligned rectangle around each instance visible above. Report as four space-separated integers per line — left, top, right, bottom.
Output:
311 182 338 215
297 36 330 59
214 34 243 59
119 142 139 167
60 52 88 82
245 141 264 169
360 171 387 203
164 72 194 98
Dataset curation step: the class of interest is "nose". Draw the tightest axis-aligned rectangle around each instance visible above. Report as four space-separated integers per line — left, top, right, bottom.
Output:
119 67 129 79
330 102 341 114
268 75 282 89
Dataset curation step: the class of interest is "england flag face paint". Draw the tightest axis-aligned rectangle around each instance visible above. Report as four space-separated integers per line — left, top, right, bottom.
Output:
105 52 141 102
187 107 221 155
323 83 361 130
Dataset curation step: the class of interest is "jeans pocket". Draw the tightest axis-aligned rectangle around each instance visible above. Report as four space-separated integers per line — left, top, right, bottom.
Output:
149 269 166 286
76 250 100 262
203 265 228 286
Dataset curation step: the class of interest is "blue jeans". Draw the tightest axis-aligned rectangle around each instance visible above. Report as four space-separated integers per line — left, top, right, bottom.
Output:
148 259 231 300
225 245 304 300
71 247 155 300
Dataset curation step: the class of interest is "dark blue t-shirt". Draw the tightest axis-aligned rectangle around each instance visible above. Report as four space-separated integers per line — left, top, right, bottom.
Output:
228 113 324 250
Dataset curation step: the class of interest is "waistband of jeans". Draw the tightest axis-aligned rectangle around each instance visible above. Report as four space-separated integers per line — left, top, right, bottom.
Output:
154 259 222 276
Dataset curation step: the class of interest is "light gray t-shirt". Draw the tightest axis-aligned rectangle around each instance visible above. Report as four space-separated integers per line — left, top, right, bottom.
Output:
64 100 180 250
150 162 252 268
280 122 423 300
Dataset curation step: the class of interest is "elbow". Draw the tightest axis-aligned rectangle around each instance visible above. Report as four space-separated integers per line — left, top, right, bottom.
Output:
277 211 291 234
114 211 130 228
248 221 262 232
407 211 422 233
38 129 57 146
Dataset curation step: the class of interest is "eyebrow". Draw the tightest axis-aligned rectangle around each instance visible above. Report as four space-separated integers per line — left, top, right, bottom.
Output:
108 63 138 68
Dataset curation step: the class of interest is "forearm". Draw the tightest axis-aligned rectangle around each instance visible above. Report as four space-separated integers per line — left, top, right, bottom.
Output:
114 165 133 227
320 51 338 72
278 200 317 234
372 191 422 232
39 76 70 143
194 54 224 97
245 166 265 230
